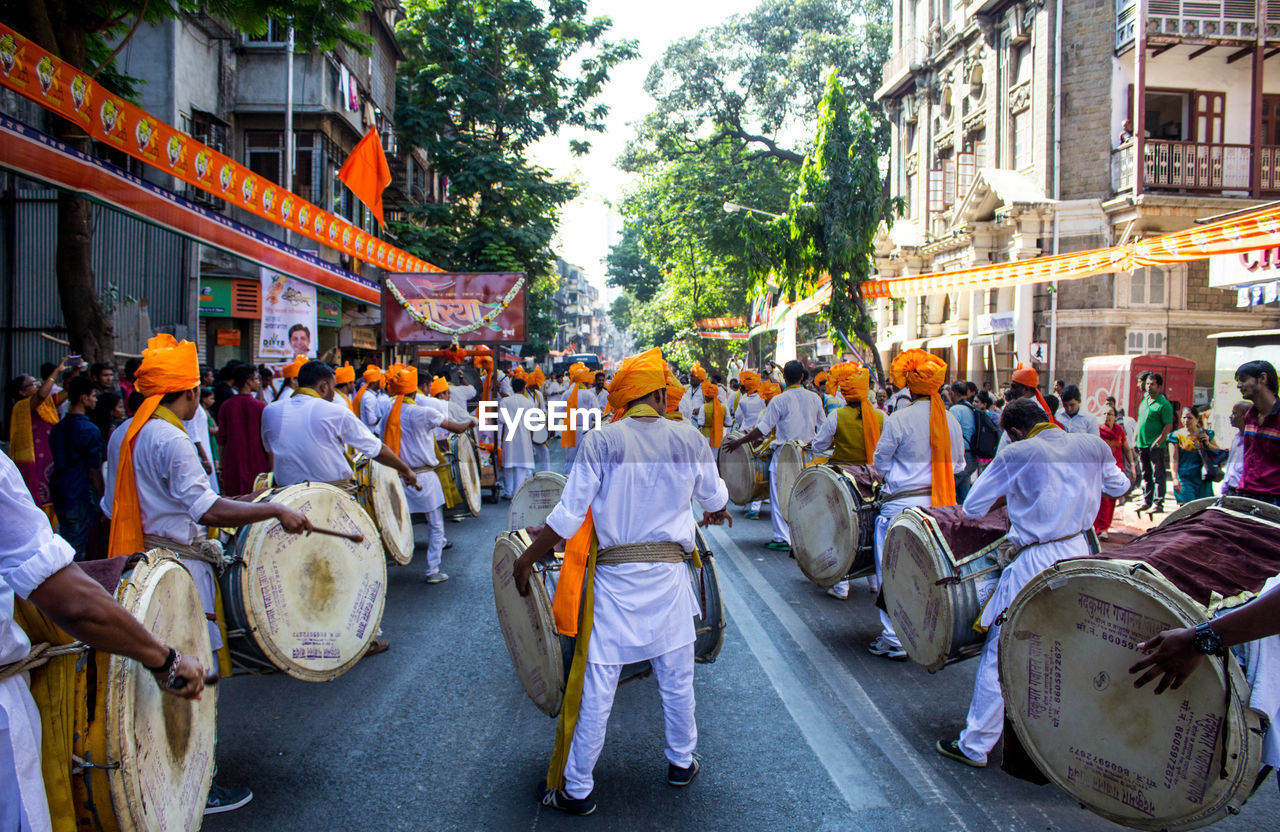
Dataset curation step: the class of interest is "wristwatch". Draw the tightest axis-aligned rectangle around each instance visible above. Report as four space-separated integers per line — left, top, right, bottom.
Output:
1192 622 1226 657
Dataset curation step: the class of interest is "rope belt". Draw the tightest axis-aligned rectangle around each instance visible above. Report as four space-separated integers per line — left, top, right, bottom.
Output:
325 479 360 497
995 530 1087 567
596 541 687 566
0 642 87 683
142 534 226 568
879 486 933 503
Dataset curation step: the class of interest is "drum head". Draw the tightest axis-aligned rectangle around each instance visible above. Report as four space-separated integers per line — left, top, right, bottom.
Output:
774 441 804 525
790 466 859 587
880 509 956 672
718 436 760 505
492 533 565 716
508 472 566 531
1000 560 1263 831
691 555 726 664
453 432 482 516
370 461 415 566
109 553 217 831
232 483 386 681
1161 495 1280 529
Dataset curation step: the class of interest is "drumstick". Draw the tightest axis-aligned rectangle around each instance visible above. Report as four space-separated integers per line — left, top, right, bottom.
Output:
169 671 221 690
307 524 365 543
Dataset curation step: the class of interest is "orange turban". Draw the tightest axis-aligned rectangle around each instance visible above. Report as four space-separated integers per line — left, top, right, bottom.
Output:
561 363 594 449
570 365 594 385
738 370 760 394
362 365 384 384
664 368 686 415
335 363 355 385
281 354 307 378
761 381 781 401
511 366 527 380
700 380 725 448
1011 362 1061 428
382 363 418 455
109 334 201 557
474 355 495 400
606 348 667 416
815 372 828 388
528 368 545 388
890 349 954 507
690 362 706 382
832 362 880 458
430 376 449 396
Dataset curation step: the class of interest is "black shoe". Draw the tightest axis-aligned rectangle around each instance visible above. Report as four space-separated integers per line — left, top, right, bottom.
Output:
204 782 253 815
668 757 700 786
1136 503 1153 514
935 738 985 768
536 781 596 815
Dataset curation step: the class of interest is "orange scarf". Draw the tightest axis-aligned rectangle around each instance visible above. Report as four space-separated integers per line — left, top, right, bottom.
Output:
8 395 59 463
381 364 419 456
890 349 955 507
383 395 414 455
701 381 724 448
352 383 370 416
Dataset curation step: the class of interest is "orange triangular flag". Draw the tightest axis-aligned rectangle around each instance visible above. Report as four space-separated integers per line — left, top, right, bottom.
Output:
338 129 392 226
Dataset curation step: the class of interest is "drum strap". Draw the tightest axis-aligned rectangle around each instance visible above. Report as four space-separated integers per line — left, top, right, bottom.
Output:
325 479 360 497
142 534 226 568
0 641 86 682
596 541 688 566
879 486 933 503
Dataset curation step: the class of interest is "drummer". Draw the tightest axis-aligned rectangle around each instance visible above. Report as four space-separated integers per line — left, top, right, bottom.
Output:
731 371 768 520
276 354 305 400
678 362 707 421
811 363 884 600
560 363 595 477
868 350 965 659
722 360 825 552
1 453 208 832
381 364 474 584
333 363 357 410
994 364 1061 455
526 368 553 472
935 397 1129 769
355 364 385 432
500 377 538 500
103 334 316 814
512 347 732 815
693 379 727 450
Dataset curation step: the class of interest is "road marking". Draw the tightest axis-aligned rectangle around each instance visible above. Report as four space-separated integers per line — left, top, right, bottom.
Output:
708 525 979 831
713 552 891 811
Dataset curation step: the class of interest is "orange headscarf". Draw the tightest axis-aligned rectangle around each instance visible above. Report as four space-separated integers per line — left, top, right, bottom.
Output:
109 334 202 557
474 354 495 401
555 348 667 636
429 375 449 397
1011 362 1061 428
890 349 955 507
761 381 781 401
510 365 527 380
382 363 418 455
335 363 355 385
560 363 593 448
738 370 760 394
815 372 828 388
701 380 725 448
831 362 880 459
528 367 545 388
354 366 382 415
664 368 686 416
690 362 706 382
281 354 306 378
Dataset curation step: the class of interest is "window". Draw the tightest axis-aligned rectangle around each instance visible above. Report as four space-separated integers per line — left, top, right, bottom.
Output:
1126 329 1165 355
1130 267 1166 306
1012 109 1032 170
1013 44 1031 86
905 171 916 217
246 19 287 44
246 131 282 185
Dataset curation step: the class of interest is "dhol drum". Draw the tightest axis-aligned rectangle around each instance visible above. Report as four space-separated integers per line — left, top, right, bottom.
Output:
507 471 568 531
789 464 880 587
16 551 216 832
221 483 386 681
718 431 772 505
773 440 830 526
451 431 483 516
473 427 501 504
352 452 415 566
252 471 273 491
1160 494 1280 528
491 528 725 717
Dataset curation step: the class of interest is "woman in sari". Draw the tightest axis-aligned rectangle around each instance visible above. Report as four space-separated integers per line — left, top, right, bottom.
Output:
7 356 69 504
1169 407 1217 504
1093 405 1136 541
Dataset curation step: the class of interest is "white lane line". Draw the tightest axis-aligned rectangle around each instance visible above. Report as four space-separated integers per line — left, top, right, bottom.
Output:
714 556 892 812
708 525 979 831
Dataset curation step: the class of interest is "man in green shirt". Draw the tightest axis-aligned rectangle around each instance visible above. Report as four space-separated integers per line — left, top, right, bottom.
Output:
1136 371 1175 513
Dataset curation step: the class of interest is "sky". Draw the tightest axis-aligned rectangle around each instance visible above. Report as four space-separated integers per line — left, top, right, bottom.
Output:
527 0 763 303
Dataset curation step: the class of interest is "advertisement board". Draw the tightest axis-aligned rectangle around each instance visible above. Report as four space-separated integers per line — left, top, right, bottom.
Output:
260 267 318 358
383 273 527 344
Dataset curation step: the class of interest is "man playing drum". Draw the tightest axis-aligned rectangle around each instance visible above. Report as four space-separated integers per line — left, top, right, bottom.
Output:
936 398 1129 768
693 380 727 450
103 334 316 814
500 377 538 500
512 348 732 816
868 350 965 659
560 363 595 478
275 354 305 400
1 453 209 832
333 363 358 410
811 363 883 600
731 371 767 519
994 363 1060 456
355 365 384 432
722 360 824 552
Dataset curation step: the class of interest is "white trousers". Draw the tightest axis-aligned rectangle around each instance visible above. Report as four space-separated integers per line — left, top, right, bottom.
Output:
958 621 1004 763
562 642 697 799
422 507 445 576
767 456 788 544
873 495 932 648
533 442 551 472
563 445 578 478
503 466 531 499
749 500 762 513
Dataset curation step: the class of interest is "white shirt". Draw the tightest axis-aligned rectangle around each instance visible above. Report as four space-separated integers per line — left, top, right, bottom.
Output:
261 394 382 486
381 400 446 512
1057 408 1099 436
871 398 966 497
103 417 220 544
544 416 729 665
359 387 383 432
678 385 701 422
498 373 514 397
184 405 219 493
1225 432 1246 488
0 454 75 832
887 387 911 413
500 393 537 470
449 384 476 421
277 385 295 401
754 385 825 444
811 407 846 452
732 392 765 432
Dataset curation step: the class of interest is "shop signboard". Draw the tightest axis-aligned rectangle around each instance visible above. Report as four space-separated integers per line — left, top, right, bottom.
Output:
198 278 232 317
383 273 527 344
260 267 318 358
317 290 342 327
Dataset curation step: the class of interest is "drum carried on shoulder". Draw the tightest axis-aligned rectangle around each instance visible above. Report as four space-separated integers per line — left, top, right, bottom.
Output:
999 497 1280 831
772 440 829 525
789 464 880 587
718 431 771 505
15 551 216 832
220 482 386 681
450 431 483 517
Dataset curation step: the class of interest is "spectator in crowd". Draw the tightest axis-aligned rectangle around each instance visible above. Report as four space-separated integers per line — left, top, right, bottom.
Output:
1136 372 1175 513
89 361 118 397
91 390 125 449
219 363 272 495
1057 385 1099 436
1169 406 1218 503
1223 401 1252 496
949 381 979 500
118 357 140 404
1044 394 1060 417
1234 360 1280 505
48 375 103 558
6 357 69 504
975 391 994 411
1094 404 1136 540
257 365 276 403
875 386 889 411
1053 379 1065 398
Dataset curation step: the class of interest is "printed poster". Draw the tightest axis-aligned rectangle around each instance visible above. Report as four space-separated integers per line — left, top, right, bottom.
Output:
260 267 317 359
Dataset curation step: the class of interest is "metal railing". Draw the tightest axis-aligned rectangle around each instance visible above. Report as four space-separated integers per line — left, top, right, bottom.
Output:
1112 140 1280 193
1118 0 1261 48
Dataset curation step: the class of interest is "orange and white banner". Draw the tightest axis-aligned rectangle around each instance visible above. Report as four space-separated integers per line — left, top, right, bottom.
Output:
0 23 439 275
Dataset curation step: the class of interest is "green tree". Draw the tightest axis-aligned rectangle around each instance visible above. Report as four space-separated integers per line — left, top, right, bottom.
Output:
392 0 637 356
1 1 373 362
604 221 662 302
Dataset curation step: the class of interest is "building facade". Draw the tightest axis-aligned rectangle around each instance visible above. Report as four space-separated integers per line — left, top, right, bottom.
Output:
872 0 1280 397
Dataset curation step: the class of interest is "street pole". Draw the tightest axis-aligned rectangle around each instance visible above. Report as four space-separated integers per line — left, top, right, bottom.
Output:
284 23 295 245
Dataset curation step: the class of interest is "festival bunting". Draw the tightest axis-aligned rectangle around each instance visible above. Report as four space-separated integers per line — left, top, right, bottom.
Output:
696 316 747 329
696 331 750 340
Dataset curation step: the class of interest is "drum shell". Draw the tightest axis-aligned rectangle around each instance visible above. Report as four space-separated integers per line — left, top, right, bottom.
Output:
789 465 877 587
507 471 568 531
999 559 1264 831
774 441 829 526
352 453 415 566
717 432 771 505
450 432 483 516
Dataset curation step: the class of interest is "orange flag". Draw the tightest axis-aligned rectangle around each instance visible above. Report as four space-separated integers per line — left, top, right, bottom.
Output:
338 129 392 227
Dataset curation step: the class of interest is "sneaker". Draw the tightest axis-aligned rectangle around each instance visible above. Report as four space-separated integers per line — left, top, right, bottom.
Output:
935 738 986 768
443 541 454 550
826 586 849 600
867 636 908 661
204 783 253 815
1136 503 1153 514
668 756 700 786
536 781 596 816
764 540 791 552
424 572 450 584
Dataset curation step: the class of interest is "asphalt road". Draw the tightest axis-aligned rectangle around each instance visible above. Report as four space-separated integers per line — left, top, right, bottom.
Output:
205 450 1280 831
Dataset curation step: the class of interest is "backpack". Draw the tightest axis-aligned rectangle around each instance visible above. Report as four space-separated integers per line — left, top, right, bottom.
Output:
962 401 1000 458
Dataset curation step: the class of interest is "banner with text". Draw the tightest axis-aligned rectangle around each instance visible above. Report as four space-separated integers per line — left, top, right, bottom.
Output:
261 268 318 359
383 273 527 344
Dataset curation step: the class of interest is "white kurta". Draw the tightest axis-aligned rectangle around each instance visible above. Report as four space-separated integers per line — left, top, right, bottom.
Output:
1057 409 1100 436
0 453 75 832
754 386 825 444
871 399 966 497
381 401 446 512
358 387 383 432
261 394 382 486
732 393 765 432
544 417 729 665
500 394 537 471
678 385 701 422
183 404 219 493
1234 574 1280 768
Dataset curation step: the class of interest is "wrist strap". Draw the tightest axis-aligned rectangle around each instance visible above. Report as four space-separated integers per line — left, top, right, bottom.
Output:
144 646 177 674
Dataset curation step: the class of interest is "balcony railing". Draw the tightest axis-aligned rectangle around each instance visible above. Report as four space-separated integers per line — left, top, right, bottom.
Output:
879 39 924 91
1116 0 1267 49
1113 139 1280 194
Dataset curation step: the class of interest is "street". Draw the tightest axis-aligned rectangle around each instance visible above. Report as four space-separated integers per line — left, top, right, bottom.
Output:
205 452 1280 832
